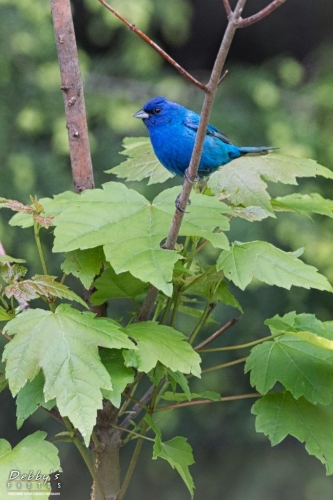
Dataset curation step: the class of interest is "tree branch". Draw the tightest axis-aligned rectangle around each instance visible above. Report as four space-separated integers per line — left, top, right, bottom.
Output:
238 0 287 28
51 0 94 192
97 0 208 92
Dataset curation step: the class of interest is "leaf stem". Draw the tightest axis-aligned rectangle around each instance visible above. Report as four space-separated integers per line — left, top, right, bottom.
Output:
201 356 248 374
188 301 216 345
170 288 182 328
33 220 49 276
111 423 154 443
157 392 260 411
160 294 174 325
198 332 283 352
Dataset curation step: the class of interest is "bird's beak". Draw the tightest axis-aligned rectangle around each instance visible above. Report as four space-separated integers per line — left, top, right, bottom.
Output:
133 109 149 119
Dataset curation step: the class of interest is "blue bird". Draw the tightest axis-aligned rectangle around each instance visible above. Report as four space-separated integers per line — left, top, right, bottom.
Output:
133 96 276 181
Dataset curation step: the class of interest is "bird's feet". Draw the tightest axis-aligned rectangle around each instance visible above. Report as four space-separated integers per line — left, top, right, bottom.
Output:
175 194 191 213
184 168 200 184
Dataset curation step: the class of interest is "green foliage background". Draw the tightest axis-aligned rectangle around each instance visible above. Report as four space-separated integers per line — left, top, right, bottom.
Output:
1 0 333 498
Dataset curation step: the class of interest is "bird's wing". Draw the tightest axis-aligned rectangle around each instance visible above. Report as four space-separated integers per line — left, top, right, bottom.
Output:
183 112 232 145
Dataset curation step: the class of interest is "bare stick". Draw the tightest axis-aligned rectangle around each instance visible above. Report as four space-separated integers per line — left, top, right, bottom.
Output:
238 0 287 28
194 318 238 351
51 0 94 192
97 0 207 93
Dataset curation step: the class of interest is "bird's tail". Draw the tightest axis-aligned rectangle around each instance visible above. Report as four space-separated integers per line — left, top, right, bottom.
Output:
238 146 278 156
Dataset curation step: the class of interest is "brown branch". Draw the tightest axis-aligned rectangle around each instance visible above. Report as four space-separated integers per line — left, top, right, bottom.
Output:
51 0 94 192
157 392 260 411
97 0 208 92
238 0 287 28
194 318 238 351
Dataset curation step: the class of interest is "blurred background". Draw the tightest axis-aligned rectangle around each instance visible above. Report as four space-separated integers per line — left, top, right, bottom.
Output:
1 0 333 498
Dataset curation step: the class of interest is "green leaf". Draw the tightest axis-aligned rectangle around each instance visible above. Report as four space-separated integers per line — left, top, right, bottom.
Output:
9 192 77 229
0 308 12 322
246 312 333 405
91 267 147 305
252 392 333 474
168 370 192 400
208 154 333 215
61 247 104 289
16 372 55 429
0 255 26 263
52 182 229 296
153 436 195 497
229 206 270 222
3 305 134 444
211 281 243 312
123 322 201 377
1 264 27 284
272 193 333 218
0 431 61 498
108 137 173 185
217 241 332 291
5 275 88 308
0 366 8 393
100 349 134 408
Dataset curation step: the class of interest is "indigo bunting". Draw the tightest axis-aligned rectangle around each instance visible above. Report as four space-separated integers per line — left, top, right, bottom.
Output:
134 96 276 180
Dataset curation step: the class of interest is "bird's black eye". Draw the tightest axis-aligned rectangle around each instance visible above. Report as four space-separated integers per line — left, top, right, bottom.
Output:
153 107 161 114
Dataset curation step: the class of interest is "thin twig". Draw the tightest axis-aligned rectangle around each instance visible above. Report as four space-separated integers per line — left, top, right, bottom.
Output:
222 0 233 17
194 317 238 350
157 392 260 411
120 385 155 430
238 0 287 28
98 0 207 92
218 69 229 86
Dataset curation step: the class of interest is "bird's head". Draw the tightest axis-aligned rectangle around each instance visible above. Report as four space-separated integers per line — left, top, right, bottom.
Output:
133 96 182 128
